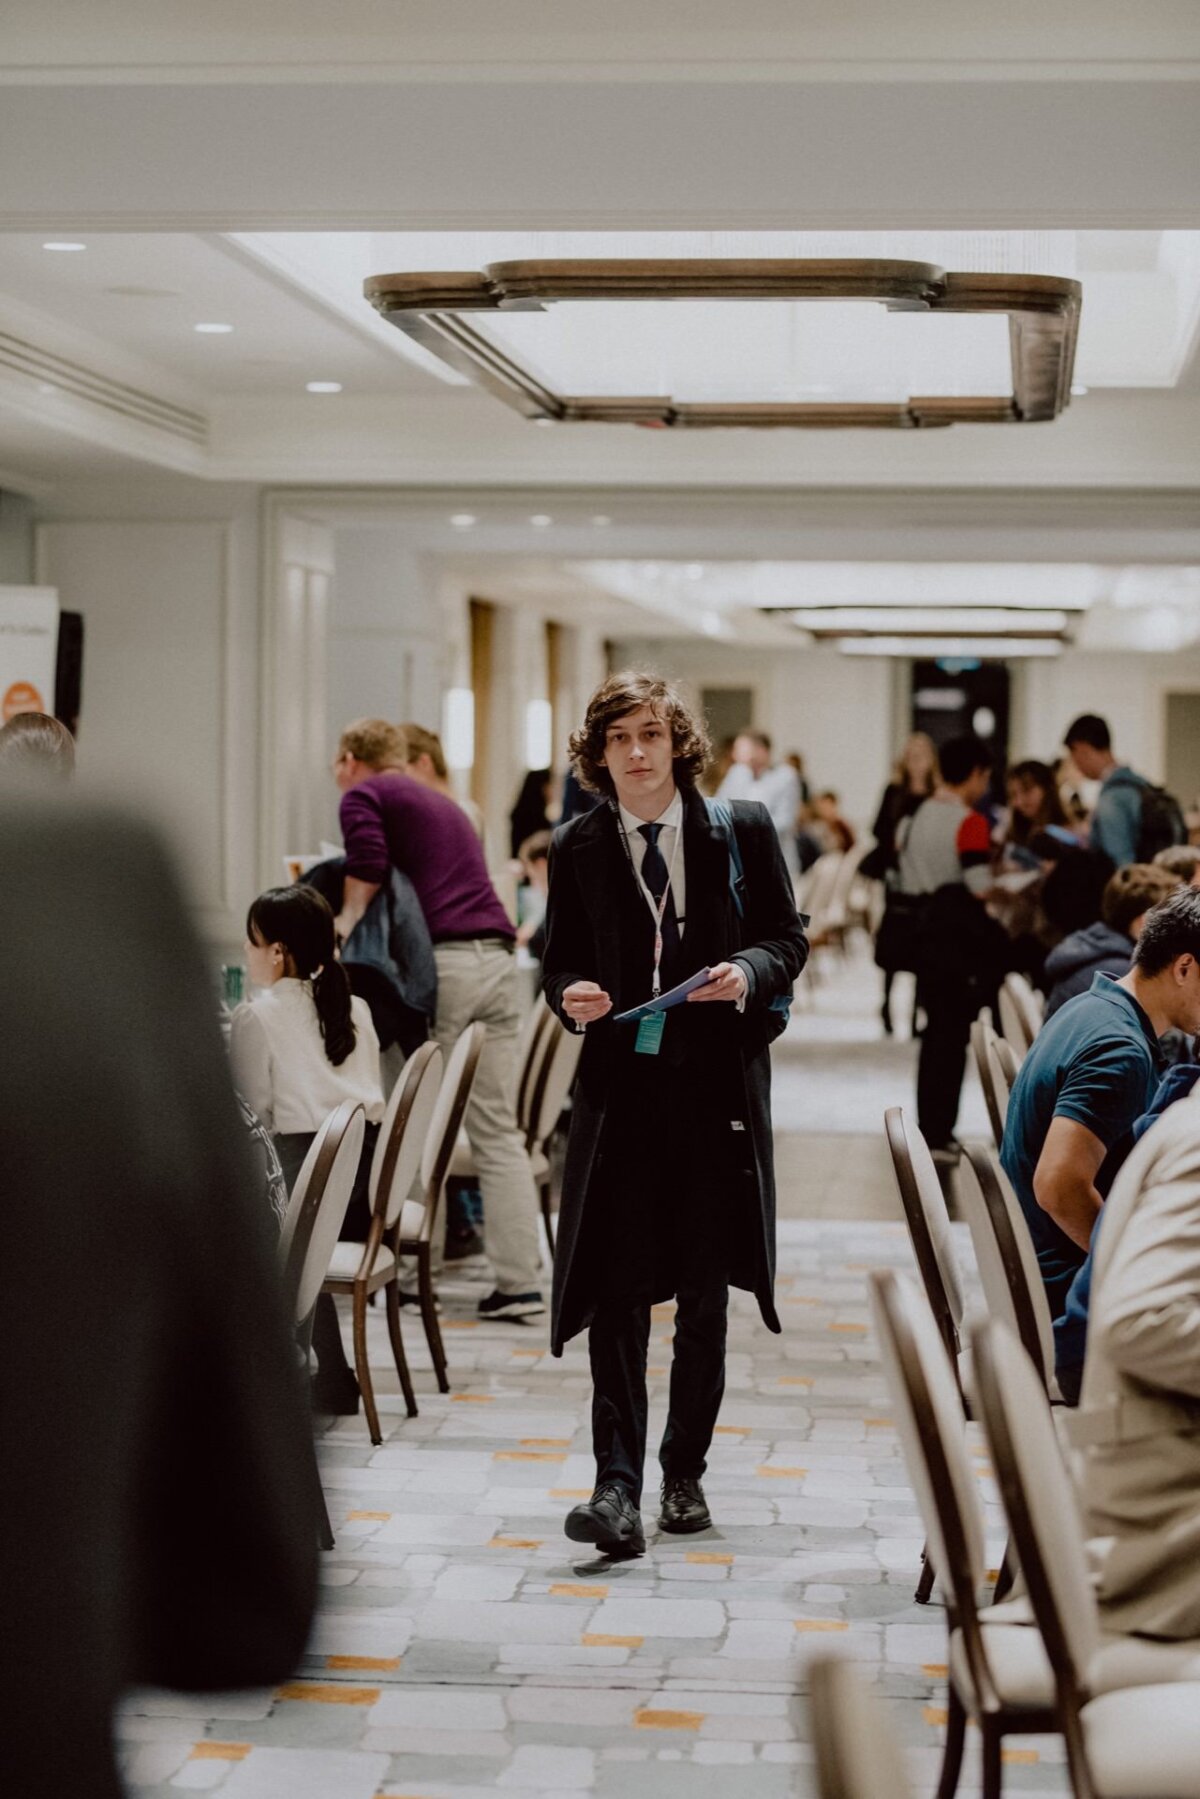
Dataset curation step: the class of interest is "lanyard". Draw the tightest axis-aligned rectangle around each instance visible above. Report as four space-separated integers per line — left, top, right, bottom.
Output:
615 804 682 998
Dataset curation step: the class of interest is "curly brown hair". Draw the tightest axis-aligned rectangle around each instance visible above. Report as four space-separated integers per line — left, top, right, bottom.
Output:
569 671 711 799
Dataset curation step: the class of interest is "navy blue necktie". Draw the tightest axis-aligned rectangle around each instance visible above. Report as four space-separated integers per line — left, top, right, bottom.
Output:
638 822 681 963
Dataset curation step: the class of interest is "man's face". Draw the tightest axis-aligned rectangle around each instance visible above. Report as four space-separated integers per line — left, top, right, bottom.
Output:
601 705 676 812
734 733 769 776
966 765 992 807
332 748 377 793
1164 954 1200 1036
1067 741 1107 782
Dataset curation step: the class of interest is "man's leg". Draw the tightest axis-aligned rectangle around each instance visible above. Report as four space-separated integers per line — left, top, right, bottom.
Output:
431 942 542 1300
658 1277 728 1484
588 1298 652 1503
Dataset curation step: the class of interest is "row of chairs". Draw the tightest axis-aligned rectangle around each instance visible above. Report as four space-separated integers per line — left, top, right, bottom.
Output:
278 1002 581 1445
813 1279 1200 1798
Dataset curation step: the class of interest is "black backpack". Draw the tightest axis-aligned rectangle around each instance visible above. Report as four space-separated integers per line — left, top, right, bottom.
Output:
1135 782 1187 862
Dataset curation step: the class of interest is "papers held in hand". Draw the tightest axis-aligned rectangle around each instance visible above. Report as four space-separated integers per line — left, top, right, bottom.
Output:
613 968 714 1025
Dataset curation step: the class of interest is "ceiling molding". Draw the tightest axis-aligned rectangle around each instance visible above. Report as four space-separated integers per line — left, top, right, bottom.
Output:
365 259 1081 428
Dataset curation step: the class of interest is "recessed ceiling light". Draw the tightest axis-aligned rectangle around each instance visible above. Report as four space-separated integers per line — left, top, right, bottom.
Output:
529 514 553 528
1071 384 1089 396
449 513 477 529
42 241 86 252
194 322 234 334
305 380 343 394
591 515 612 528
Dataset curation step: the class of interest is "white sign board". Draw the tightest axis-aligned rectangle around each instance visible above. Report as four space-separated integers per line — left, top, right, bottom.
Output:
0 587 59 722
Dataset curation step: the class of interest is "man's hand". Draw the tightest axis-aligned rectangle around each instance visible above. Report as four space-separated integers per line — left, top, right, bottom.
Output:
562 980 612 1026
687 961 748 1004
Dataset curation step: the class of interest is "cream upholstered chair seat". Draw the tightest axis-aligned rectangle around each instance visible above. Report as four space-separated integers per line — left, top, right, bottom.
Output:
324 1239 397 1284
949 1616 1200 1712
1081 1683 1200 1796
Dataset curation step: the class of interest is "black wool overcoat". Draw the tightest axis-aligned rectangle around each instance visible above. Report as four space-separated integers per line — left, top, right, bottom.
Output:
541 785 809 1354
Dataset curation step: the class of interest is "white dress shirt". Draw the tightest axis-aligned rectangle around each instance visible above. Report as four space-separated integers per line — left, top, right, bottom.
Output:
617 788 686 935
718 761 801 874
229 978 385 1134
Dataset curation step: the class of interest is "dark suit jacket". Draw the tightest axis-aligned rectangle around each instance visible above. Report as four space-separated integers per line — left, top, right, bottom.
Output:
0 801 318 1797
542 787 808 1352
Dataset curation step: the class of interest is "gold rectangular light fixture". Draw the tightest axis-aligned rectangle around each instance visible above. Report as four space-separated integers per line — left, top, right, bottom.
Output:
364 259 1081 429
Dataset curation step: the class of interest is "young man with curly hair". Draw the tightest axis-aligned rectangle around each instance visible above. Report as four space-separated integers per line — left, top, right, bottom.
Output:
542 672 808 1555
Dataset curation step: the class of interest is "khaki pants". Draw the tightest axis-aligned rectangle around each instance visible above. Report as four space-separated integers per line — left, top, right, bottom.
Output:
429 939 543 1296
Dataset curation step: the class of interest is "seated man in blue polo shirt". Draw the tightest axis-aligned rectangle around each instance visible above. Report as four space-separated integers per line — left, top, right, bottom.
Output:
1001 887 1200 1377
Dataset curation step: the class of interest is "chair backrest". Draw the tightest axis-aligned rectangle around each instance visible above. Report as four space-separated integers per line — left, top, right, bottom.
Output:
883 1106 965 1362
970 1016 1007 1151
516 998 554 1139
811 1657 913 1799
369 1039 443 1229
420 1020 487 1199
822 840 872 931
1008 971 1043 1042
527 1018 584 1153
868 1269 988 1603
970 1318 1101 1682
998 979 1033 1058
278 1100 366 1324
801 850 845 932
958 1142 1056 1389
989 1033 1021 1106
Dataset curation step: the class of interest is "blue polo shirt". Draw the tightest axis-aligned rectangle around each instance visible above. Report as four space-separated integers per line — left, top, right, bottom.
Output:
999 974 1164 1321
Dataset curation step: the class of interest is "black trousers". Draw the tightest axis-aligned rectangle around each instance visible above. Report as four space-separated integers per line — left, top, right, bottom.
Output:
582 1045 744 1503
590 1278 728 1503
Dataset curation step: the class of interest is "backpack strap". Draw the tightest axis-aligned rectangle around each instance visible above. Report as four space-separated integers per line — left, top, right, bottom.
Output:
704 795 745 917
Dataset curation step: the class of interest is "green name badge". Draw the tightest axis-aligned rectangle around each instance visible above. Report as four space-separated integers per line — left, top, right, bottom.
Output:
634 1011 666 1056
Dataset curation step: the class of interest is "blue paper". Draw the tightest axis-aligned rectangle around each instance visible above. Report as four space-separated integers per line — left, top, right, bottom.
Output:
613 967 714 1025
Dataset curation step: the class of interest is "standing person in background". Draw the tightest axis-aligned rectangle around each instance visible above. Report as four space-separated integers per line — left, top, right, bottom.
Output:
510 767 554 859
718 728 802 877
898 733 1001 1161
543 672 807 1556
1064 713 1184 869
1001 759 1076 866
399 721 486 845
332 718 545 1321
864 733 939 1036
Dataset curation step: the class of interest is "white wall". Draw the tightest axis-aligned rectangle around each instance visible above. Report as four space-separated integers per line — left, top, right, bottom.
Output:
36 503 260 951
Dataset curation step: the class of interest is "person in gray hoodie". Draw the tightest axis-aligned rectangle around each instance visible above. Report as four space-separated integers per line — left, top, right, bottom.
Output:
1045 861 1181 1017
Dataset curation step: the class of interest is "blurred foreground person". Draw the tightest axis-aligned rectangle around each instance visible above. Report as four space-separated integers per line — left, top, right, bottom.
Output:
0 799 317 1797
0 709 75 785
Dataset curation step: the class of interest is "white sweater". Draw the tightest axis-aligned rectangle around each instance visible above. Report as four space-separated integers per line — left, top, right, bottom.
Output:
229 979 384 1134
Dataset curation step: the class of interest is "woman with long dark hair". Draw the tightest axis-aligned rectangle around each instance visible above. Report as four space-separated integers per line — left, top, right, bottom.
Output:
230 884 384 1413
865 733 940 1035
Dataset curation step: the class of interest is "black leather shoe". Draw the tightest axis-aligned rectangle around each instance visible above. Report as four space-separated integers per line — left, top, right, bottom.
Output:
658 1475 712 1534
564 1483 645 1557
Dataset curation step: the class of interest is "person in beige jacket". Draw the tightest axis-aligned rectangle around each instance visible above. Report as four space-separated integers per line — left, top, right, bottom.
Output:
1074 1089 1200 1639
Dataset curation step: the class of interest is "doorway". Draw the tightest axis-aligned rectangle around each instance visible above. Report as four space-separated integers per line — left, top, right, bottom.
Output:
910 658 1010 796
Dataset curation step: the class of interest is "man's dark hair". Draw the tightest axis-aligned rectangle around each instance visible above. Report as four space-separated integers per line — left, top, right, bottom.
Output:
1132 884 1200 976
569 671 711 799
938 733 993 788
1064 713 1112 753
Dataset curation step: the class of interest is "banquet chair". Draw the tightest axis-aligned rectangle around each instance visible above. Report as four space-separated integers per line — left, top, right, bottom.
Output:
524 1015 584 1257
868 1268 1057 1799
447 997 553 1191
277 1099 366 1548
971 1319 1200 1799
998 979 1035 1058
810 1656 913 1799
320 1040 443 1443
970 1014 1008 1151
958 1140 1063 1404
884 1104 969 1602
1003 972 1043 1049
398 1021 487 1393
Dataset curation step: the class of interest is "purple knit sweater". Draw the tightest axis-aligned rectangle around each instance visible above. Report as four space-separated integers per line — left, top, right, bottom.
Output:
339 772 513 943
